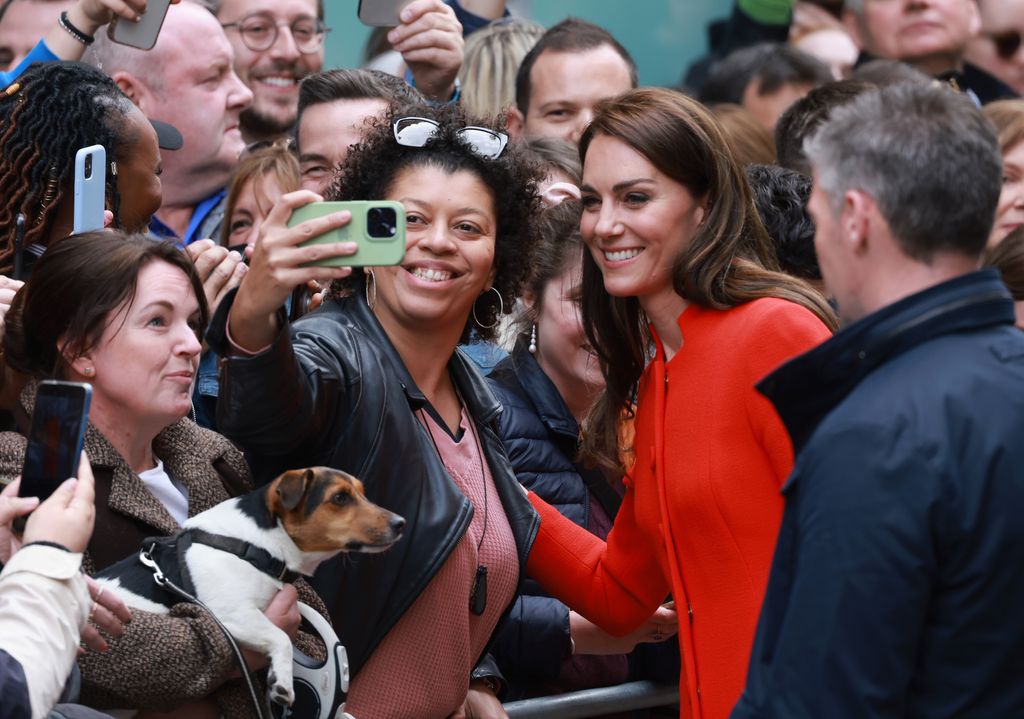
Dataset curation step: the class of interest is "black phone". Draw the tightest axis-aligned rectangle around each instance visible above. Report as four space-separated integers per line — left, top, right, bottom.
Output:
15 381 92 530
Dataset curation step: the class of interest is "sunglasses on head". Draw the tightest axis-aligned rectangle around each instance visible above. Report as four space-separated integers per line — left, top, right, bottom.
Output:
392 116 509 160
991 30 1023 60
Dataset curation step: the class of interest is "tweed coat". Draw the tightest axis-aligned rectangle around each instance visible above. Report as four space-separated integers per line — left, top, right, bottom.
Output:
0 383 327 719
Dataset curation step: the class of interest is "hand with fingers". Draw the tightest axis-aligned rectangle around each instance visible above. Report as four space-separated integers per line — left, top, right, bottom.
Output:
75 0 181 34
388 0 464 102
230 191 358 352
81 576 132 653
186 240 249 316
569 602 679 655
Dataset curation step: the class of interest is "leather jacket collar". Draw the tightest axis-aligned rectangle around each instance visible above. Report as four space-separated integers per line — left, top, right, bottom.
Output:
758 269 1016 453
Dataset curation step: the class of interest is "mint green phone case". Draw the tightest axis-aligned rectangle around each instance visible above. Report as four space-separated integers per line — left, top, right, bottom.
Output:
288 201 406 267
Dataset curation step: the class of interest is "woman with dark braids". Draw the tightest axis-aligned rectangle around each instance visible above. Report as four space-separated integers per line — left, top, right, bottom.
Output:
0 61 164 277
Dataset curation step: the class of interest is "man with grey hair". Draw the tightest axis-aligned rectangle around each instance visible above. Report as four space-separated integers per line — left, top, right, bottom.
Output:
731 82 1024 718
843 0 1015 103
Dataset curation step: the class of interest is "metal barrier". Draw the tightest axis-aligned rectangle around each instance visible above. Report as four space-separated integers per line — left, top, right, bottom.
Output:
503 680 679 719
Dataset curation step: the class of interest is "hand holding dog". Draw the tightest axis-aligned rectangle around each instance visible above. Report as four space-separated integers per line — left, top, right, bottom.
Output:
81 575 132 653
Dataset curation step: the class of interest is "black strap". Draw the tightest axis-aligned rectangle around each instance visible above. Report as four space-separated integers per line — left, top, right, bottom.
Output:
185 529 304 583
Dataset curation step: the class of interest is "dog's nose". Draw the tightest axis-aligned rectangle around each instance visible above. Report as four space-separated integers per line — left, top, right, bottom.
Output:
390 515 406 534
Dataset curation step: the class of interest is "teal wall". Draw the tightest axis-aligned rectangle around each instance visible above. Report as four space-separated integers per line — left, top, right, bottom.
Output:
323 1 728 89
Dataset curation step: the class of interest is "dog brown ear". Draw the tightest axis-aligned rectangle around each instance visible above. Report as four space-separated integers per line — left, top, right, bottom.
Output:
276 469 315 512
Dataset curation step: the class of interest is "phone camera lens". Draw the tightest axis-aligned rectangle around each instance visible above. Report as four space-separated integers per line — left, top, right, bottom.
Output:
367 207 397 239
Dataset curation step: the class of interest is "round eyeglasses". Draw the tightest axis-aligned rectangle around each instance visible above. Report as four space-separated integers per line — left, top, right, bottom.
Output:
221 12 330 55
392 117 509 160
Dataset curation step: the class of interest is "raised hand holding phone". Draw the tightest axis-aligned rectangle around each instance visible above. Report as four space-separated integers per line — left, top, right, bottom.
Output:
229 191 359 352
107 0 173 50
73 145 106 235
16 381 92 531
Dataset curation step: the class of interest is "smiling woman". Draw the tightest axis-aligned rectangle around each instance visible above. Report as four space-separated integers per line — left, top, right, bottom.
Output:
209 103 548 718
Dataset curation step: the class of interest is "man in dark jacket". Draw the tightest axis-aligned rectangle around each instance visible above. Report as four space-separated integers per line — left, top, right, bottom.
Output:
732 82 1024 718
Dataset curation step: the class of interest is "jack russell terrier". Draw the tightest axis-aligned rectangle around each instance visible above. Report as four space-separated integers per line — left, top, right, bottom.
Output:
95 466 405 707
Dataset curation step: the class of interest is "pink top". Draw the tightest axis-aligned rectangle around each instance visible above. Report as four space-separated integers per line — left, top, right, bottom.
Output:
345 407 519 719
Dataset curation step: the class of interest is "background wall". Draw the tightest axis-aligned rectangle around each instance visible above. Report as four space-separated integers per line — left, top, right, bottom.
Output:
323 1 728 90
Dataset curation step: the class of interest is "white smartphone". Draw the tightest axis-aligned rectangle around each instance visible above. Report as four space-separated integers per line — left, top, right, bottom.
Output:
73 145 106 235
107 0 173 50
357 0 414 27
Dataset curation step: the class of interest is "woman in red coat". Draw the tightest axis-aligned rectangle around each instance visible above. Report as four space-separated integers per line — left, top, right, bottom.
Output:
526 88 837 719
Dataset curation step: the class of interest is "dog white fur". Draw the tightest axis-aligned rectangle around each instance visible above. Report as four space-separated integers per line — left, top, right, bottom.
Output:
95 467 404 707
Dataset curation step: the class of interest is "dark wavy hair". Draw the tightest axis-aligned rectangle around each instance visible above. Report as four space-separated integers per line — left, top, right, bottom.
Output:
0 62 139 274
4 232 208 380
578 88 837 473
325 103 544 343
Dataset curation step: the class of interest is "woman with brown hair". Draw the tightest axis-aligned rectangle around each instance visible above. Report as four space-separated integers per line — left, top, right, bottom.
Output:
524 87 836 719
983 99 1024 247
0 232 325 718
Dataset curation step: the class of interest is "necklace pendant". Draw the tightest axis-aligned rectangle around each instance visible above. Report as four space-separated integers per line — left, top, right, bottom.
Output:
470 564 488 615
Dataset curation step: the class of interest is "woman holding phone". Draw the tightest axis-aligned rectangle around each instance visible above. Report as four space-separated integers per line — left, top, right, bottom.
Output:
0 232 327 719
207 104 643 718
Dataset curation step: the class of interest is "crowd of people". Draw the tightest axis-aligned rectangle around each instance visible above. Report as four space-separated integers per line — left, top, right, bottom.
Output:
0 0 1023 718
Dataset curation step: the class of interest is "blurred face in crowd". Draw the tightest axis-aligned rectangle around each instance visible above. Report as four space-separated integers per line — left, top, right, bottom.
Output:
844 0 981 74
225 172 286 252
0 0 71 71
296 97 389 192
965 0 1024 95
80 261 202 430
217 0 324 139
513 45 633 145
132 3 252 202
743 80 817 131
530 253 603 418
114 107 164 233
991 140 1024 247
579 134 707 309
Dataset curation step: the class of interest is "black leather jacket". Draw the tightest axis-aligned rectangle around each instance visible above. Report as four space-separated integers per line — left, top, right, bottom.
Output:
207 289 539 680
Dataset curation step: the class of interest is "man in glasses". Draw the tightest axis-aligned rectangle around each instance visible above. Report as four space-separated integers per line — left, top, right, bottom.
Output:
966 0 1024 96
843 0 1016 104
213 0 465 145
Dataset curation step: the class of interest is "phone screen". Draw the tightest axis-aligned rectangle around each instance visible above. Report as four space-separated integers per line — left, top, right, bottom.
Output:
20 382 92 502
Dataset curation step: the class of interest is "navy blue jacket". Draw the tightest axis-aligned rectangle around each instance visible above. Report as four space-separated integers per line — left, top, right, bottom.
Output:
732 270 1024 719
486 341 623 688
0 649 30 719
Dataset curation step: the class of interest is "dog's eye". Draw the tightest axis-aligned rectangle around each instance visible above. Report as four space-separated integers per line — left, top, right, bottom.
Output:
332 492 352 506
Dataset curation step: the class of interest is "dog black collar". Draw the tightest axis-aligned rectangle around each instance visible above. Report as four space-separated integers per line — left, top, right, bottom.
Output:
186 528 304 584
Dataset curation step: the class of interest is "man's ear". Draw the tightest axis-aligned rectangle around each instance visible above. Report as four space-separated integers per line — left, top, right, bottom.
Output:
842 190 873 256
111 71 150 112
506 104 526 140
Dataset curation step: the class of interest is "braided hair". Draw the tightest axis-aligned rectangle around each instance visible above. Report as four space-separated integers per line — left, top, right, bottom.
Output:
0 61 136 274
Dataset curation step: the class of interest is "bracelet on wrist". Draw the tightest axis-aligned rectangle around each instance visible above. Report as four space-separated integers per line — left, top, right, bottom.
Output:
58 11 96 45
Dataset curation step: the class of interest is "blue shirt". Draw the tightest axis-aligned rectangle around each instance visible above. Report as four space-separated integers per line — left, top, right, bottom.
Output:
0 39 58 87
148 188 227 248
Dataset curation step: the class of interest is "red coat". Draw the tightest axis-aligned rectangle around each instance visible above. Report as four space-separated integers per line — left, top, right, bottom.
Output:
527 298 832 719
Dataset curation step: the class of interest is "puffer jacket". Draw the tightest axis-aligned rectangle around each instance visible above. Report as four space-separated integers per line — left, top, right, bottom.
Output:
486 340 677 696
207 287 540 681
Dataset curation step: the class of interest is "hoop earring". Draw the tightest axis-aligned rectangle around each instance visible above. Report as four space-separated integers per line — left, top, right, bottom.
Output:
472 287 503 330
528 324 537 354
364 270 377 310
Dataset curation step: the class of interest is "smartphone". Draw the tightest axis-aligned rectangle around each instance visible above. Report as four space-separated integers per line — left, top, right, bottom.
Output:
288 201 406 267
357 0 414 26
15 381 92 529
73 145 106 235
107 0 172 50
